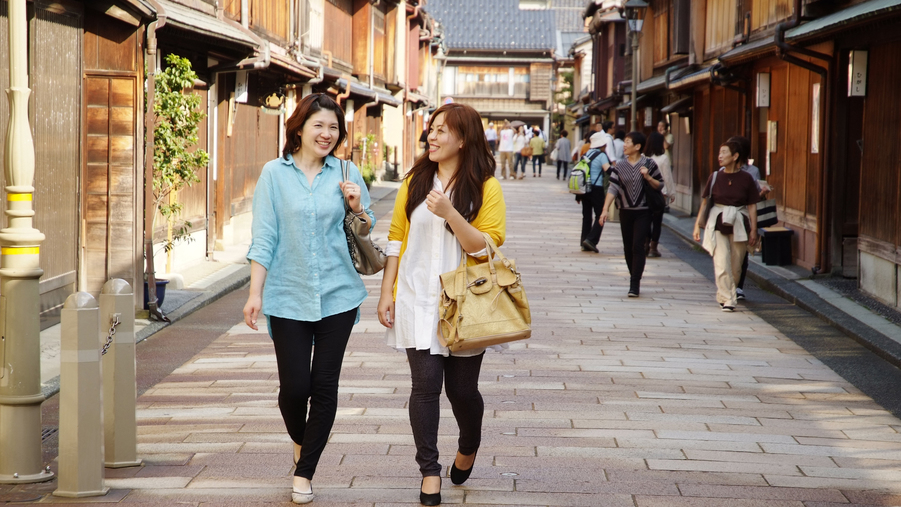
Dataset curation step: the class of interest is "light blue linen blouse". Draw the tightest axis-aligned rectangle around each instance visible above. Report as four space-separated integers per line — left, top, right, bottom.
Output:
246 154 375 326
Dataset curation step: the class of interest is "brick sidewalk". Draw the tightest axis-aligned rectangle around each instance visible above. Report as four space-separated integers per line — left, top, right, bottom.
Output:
31 171 901 505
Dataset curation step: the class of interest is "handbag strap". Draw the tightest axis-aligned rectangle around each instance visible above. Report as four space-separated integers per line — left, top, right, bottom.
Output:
453 233 514 299
341 159 351 212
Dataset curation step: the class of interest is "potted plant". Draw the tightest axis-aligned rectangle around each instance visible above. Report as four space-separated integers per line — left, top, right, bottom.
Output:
144 54 209 313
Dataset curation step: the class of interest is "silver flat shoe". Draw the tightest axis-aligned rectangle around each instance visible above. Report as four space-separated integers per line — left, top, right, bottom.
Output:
292 485 314 504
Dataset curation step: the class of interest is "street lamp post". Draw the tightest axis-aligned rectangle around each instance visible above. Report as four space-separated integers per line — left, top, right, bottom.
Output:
0 0 52 484
624 0 647 132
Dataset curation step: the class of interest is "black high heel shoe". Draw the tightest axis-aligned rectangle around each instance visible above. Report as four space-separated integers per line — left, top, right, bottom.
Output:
420 477 441 506
449 451 477 485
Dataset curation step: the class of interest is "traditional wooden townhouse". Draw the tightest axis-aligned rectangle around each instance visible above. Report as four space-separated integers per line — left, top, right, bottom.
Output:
567 34 594 142
428 0 556 134
582 0 901 308
0 0 437 321
581 1 627 131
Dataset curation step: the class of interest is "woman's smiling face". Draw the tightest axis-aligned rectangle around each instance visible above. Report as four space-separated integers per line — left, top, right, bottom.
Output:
427 113 462 164
300 109 341 157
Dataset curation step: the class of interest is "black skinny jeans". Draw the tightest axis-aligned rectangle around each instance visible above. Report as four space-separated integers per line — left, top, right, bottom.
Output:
580 185 606 246
406 349 485 477
619 209 651 288
270 309 357 479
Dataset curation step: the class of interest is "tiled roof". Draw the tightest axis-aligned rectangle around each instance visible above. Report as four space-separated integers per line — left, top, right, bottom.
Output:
428 0 556 51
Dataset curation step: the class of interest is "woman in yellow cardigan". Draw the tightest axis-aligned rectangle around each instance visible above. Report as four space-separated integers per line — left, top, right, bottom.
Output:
377 103 506 506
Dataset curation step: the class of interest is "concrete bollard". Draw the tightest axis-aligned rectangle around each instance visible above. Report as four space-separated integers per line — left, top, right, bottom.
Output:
54 292 109 497
100 279 141 468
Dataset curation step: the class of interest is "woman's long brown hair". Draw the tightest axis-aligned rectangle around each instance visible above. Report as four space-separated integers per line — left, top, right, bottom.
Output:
404 103 496 229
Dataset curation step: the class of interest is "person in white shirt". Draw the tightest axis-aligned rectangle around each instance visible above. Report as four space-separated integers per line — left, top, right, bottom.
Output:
485 122 497 156
613 129 625 162
377 103 507 506
512 126 528 179
497 121 515 179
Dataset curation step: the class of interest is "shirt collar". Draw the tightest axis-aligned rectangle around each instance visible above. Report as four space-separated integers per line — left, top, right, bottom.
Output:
279 153 340 171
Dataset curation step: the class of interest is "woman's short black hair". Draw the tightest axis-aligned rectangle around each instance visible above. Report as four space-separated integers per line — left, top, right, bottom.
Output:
625 131 647 152
561 130 569 138
615 129 626 140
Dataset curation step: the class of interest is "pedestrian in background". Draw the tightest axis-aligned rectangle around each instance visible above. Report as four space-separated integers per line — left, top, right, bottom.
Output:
727 135 770 301
644 132 674 258
554 130 572 179
529 127 546 177
579 135 611 253
692 140 759 312
497 121 515 179
659 120 674 166
377 103 506 506
485 122 497 156
598 132 663 297
512 125 528 179
613 129 625 162
578 130 593 158
243 93 376 505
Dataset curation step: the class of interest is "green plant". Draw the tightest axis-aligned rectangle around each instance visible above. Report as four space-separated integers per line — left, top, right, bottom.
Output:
356 133 378 188
152 54 209 252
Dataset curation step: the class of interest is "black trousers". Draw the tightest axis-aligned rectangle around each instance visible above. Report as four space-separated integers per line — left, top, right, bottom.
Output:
619 209 651 288
270 309 356 479
649 210 664 242
556 160 569 179
580 186 606 245
406 349 485 477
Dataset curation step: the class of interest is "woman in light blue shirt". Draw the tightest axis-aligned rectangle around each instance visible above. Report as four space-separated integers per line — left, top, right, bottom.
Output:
243 94 375 504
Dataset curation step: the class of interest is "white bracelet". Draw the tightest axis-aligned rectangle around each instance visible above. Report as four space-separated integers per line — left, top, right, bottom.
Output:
351 209 366 217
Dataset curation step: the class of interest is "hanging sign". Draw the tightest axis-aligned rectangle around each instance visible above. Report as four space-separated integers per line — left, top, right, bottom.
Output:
757 73 770 108
848 50 868 97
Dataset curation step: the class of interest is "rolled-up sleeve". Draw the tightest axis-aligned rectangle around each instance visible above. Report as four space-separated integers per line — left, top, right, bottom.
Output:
346 161 377 232
247 168 277 270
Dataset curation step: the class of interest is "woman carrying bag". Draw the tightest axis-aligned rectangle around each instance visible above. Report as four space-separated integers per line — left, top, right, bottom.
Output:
377 103 506 506
692 140 759 312
598 132 663 297
243 94 376 504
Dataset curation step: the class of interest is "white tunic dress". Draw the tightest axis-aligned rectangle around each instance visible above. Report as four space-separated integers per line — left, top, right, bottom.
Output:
385 176 485 357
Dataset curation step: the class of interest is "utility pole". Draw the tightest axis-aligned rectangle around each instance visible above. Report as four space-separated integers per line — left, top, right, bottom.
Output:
0 0 52 484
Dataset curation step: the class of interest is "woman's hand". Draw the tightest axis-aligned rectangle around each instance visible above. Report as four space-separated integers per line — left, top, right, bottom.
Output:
426 189 455 220
339 180 364 214
693 223 702 242
243 294 262 331
640 166 650 179
377 296 395 329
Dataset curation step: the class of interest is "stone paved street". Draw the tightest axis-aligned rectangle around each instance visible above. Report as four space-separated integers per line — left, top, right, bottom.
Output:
26 173 901 505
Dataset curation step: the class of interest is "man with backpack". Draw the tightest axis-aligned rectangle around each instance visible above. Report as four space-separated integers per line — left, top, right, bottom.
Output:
571 135 612 252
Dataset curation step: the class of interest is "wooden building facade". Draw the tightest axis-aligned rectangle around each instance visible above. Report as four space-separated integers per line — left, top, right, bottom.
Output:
581 0 901 308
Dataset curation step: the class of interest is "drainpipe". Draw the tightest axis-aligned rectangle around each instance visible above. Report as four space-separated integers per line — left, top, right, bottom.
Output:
774 0 831 273
336 75 353 106
141 2 168 321
241 0 248 28
664 62 692 89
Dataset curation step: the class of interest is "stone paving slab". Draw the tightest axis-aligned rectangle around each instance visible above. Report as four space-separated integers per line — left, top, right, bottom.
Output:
13 172 901 506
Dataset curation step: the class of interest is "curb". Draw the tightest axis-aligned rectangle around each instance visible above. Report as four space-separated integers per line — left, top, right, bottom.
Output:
661 215 901 369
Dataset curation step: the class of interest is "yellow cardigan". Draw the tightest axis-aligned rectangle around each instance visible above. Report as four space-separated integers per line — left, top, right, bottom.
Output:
388 176 506 298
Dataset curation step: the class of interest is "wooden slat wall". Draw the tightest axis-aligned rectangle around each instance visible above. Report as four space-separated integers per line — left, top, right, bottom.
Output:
408 21 420 89
324 0 353 66
692 86 743 206
251 0 288 41
224 0 240 20
352 0 370 77
386 4 396 84
859 41 901 248
704 0 736 55
82 14 141 297
653 0 669 65
31 2 82 295
751 0 792 32
373 7 386 79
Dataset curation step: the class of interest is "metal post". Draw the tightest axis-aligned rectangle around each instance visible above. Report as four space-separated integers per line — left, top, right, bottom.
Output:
0 0 51 484
630 29 639 132
100 279 141 468
54 293 108 497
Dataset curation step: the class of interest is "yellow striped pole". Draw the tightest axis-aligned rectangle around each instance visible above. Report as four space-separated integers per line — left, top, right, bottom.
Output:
0 0 51 484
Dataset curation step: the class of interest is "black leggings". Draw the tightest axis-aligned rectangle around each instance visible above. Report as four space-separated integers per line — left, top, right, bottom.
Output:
557 160 569 179
270 309 357 479
619 209 651 287
581 186 606 245
406 349 485 477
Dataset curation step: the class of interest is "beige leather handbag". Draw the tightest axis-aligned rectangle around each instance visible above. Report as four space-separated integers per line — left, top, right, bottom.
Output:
438 233 531 352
